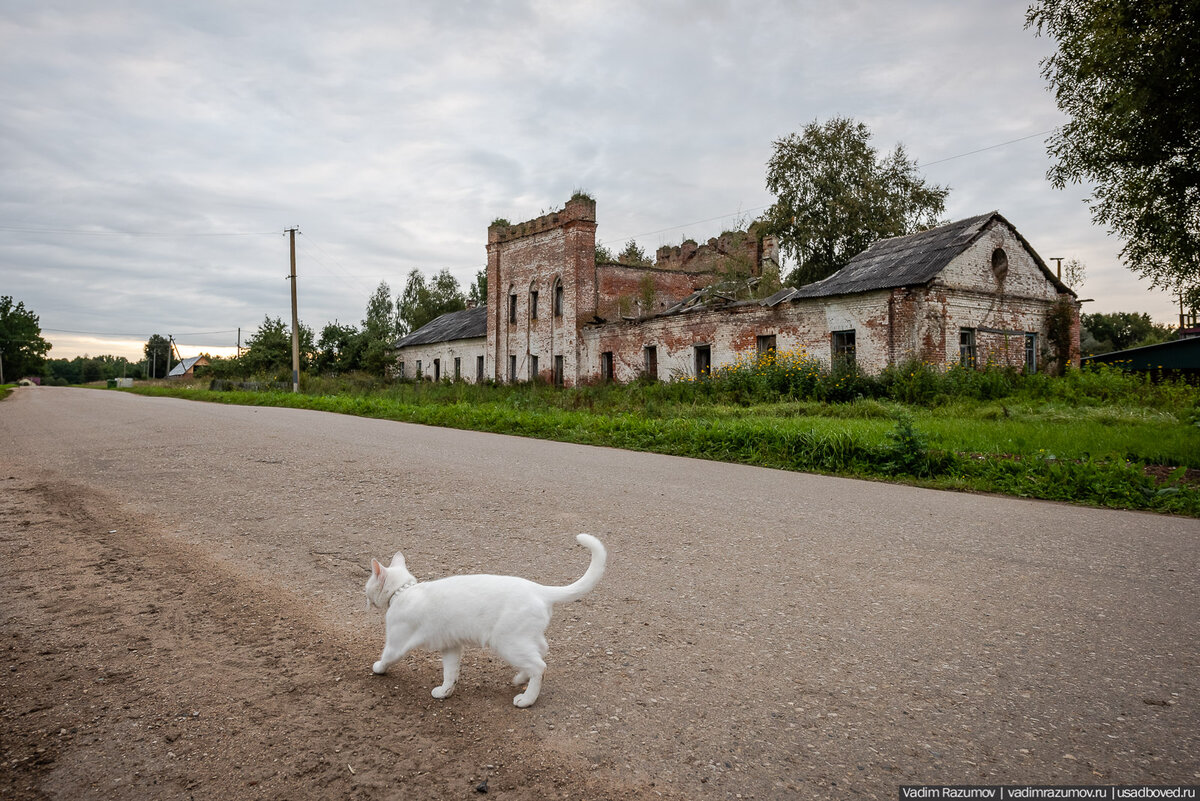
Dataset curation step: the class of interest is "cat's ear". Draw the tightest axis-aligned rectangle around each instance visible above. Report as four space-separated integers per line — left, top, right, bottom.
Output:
390 551 407 569
371 558 384 578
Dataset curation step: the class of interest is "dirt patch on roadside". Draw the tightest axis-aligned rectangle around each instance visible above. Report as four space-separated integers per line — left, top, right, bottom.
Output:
0 476 671 800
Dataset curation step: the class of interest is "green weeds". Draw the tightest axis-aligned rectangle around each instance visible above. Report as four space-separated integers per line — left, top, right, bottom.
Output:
123 358 1200 517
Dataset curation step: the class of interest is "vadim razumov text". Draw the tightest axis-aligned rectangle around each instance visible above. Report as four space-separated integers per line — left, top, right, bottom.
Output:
899 787 1198 800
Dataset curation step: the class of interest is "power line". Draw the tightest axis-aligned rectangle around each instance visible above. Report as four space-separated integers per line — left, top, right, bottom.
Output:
297 231 376 295
0 225 277 237
918 129 1055 167
599 129 1058 247
42 327 238 337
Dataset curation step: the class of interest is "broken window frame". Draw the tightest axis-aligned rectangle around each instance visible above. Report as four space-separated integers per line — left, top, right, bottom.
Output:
959 328 977 367
643 345 658 380
756 334 777 358
1024 332 1037 374
694 344 712 377
831 330 856 366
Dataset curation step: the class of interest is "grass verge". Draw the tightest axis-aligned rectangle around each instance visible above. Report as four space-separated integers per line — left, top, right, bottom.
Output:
121 376 1200 518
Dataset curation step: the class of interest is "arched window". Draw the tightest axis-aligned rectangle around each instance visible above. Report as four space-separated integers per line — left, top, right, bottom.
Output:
552 277 564 317
529 280 539 320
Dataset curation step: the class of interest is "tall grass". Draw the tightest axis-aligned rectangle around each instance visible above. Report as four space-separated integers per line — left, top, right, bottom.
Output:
129 357 1200 516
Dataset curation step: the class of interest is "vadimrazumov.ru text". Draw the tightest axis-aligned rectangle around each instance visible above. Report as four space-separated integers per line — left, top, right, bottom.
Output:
899 787 1198 800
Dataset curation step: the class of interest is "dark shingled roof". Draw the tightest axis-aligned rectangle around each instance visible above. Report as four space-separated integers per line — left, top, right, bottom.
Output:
763 211 1071 305
394 305 486 348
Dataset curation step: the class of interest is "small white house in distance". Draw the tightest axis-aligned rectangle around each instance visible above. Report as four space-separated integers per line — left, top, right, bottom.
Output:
393 305 487 382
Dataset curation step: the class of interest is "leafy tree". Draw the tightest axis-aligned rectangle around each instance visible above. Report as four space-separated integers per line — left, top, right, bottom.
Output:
41 354 137 384
763 117 950 287
618 239 651 266
144 334 171 378
1058 257 1086 289
1027 1 1200 307
0 296 51 382
467 269 487 306
397 269 466 335
43 357 81 384
1081 311 1178 354
360 281 402 376
315 321 363 375
241 316 314 377
202 355 243 380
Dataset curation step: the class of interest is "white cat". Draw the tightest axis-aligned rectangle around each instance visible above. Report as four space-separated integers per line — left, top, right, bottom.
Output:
365 534 606 708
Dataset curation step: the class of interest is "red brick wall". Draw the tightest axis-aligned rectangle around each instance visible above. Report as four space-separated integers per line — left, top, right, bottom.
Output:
485 197 597 384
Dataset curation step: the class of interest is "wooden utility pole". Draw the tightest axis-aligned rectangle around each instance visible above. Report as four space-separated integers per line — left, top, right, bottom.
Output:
286 227 300 393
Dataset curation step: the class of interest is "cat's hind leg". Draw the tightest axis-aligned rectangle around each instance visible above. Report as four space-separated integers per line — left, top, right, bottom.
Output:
513 665 544 708
432 647 461 699
499 637 548 708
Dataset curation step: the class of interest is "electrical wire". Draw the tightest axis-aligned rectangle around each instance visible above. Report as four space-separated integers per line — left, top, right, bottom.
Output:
0 225 277 237
597 129 1058 248
41 327 238 337
917 129 1055 167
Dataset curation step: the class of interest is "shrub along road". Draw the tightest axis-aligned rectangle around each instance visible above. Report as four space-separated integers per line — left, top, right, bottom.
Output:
1 386 1197 799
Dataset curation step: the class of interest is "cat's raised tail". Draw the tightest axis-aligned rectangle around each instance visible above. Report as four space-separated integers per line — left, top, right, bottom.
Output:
539 534 606 605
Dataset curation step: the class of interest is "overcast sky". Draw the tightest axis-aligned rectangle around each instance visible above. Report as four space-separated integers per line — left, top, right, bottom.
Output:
1 0 1181 362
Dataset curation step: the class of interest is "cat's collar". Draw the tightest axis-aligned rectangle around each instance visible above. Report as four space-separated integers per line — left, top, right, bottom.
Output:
386 578 418 606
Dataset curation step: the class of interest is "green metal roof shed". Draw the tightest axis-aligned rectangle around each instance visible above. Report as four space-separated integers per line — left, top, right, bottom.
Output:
1082 336 1200 374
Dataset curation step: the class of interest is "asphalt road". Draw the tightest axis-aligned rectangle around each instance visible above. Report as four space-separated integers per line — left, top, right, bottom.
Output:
2 386 1197 799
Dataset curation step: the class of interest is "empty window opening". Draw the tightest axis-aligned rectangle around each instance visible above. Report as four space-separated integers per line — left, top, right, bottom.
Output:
508 294 517 324
530 290 538 320
508 354 516 382
476 355 484 384
553 281 563 317
694 344 712 377
530 354 539 381
433 358 440 382
601 351 614 382
991 248 1009 281
756 334 777 358
1024 332 1037 374
644 346 658 379
553 355 564 387
454 357 461 381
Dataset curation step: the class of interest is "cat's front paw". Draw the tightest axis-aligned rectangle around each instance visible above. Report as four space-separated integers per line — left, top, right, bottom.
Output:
513 692 537 708
372 661 388 675
431 685 455 699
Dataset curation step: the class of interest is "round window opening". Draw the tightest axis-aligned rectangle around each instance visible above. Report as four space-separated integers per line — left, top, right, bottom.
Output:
991 247 1009 280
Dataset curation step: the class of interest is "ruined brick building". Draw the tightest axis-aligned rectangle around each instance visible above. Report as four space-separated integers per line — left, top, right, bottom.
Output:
393 195 1080 384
